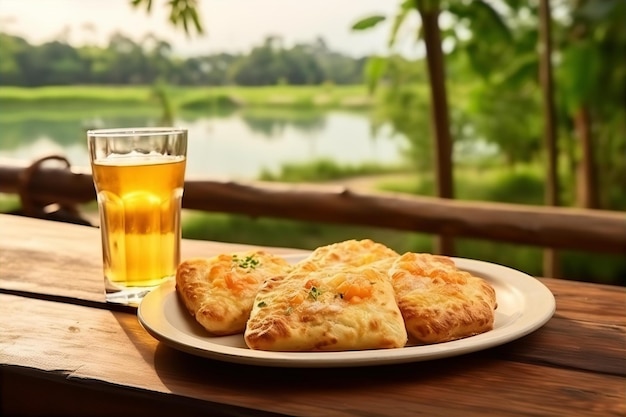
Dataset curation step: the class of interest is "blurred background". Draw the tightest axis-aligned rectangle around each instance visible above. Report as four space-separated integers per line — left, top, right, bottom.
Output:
0 0 624 284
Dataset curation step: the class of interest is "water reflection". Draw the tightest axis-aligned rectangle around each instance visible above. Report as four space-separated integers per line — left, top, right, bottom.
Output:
239 108 326 138
0 107 404 180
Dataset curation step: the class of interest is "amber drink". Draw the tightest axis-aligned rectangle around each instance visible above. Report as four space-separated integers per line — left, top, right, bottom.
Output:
88 128 187 305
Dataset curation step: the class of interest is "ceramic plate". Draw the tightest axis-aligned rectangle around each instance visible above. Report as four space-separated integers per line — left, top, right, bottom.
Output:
138 254 555 367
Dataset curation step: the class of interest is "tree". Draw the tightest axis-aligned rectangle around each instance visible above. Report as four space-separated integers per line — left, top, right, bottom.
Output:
538 0 560 277
557 0 626 209
0 33 28 85
353 0 462 255
230 37 282 85
130 0 203 36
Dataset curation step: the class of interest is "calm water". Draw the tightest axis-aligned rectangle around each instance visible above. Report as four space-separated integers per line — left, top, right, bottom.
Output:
0 109 406 180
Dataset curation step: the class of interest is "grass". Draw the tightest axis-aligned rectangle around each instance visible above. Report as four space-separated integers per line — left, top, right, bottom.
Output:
378 163 548 204
0 105 161 123
0 85 373 111
182 210 427 254
259 158 409 182
0 85 153 109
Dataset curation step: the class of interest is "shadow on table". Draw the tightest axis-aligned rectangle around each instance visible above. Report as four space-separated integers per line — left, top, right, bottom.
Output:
151 342 500 416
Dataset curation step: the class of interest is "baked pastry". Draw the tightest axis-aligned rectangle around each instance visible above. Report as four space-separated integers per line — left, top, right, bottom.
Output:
293 238 400 271
244 263 408 351
176 238 497 350
176 251 292 335
389 252 497 344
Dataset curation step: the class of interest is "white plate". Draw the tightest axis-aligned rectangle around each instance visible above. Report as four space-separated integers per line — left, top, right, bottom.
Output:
138 254 555 368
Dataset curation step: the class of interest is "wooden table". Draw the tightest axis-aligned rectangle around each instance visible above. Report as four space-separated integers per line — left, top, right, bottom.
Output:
1 214 624 417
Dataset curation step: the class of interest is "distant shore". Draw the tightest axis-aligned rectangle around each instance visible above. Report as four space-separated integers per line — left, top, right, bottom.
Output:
0 85 376 111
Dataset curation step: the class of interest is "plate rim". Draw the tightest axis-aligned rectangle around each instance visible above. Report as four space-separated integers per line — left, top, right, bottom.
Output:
137 255 555 368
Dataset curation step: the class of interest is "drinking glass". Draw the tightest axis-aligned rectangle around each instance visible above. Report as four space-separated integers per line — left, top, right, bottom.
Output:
87 127 187 305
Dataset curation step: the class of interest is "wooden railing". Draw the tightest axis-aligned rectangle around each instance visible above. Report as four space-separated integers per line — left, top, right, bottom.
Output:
1 158 625 265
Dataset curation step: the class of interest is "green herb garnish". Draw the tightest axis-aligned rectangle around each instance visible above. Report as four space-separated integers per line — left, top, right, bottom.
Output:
232 254 260 270
308 286 322 301
257 301 267 308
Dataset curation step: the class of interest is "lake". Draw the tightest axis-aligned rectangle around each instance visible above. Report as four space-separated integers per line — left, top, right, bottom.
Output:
0 108 406 180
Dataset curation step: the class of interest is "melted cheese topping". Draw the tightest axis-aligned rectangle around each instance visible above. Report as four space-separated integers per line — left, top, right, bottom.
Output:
177 238 497 351
245 263 407 352
390 252 497 344
176 251 292 336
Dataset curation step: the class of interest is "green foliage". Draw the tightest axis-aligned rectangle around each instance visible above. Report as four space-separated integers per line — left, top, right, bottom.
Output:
377 164 547 205
388 0 416 49
558 40 601 112
229 37 363 86
464 81 542 167
131 0 203 35
259 159 406 182
552 0 626 210
0 85 152 105
182 211 419 254
446 0 517 80
364 56 388 94
560 250 626 285
0 85 372 112
475 169 545 205
456 239 544 277
368 59 432 172
356 0 625 213
351 15 386 31
178 94 240 111
0 32 365 87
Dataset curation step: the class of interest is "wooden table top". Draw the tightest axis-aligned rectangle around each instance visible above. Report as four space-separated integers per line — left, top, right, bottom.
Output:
1 213 624 417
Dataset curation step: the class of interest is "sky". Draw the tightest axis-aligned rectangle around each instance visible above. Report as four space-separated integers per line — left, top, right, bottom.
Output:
0 0 419 57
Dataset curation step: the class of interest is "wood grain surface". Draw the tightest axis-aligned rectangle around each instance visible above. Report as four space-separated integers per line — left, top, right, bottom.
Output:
0 214 307 304
1 290 624 417
1 214 625 417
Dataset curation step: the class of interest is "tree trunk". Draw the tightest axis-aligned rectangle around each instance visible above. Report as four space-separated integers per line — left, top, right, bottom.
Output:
416 0 455 256
539 0 559 208
574 105 599 208
538 0 560 278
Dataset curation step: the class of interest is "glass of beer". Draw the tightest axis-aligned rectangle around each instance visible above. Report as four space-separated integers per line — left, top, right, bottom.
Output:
87 127 187 305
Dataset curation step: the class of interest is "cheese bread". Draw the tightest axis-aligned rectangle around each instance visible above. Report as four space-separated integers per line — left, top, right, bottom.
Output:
244 264 408 351
176 251 292 336
293 238 400 272
389 252 497 344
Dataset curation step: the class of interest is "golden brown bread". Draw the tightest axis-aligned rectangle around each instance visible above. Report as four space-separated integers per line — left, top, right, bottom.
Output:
293 238 400 271
175 238 498 349
244 264 407 351
389 252 497 344
175 251 292 335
